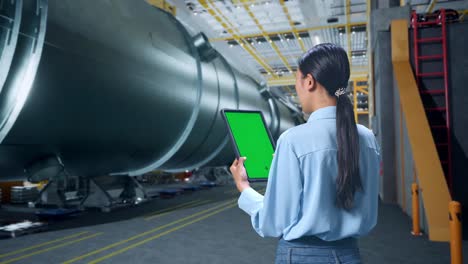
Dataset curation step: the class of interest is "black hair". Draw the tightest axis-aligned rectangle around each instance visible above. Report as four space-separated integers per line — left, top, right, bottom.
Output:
298 43 362 211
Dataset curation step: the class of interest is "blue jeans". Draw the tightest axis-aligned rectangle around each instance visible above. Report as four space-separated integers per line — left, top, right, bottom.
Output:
275 236 362 264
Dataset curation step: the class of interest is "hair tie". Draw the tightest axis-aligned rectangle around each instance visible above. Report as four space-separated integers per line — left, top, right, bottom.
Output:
335 88 347 97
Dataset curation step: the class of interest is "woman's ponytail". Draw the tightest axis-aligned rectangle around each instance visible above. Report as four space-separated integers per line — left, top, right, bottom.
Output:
335 90 362 210
298 43 362 211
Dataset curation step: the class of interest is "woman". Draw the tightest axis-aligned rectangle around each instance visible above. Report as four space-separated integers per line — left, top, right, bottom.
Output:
230 43 380 264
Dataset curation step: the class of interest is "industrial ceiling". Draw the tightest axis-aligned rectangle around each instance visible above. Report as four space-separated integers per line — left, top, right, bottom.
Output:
176 0 466 107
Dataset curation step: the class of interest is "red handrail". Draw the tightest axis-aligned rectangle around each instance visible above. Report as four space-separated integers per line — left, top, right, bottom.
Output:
411 9 452 193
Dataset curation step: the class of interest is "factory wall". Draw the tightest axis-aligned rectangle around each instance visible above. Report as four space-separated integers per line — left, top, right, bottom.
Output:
407 22 468 238
371 6 411 203
373 5 468 238
374 31 396 203
444 22 468 238
392 71 429 233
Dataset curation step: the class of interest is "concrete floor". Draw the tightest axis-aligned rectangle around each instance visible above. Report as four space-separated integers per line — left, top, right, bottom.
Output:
0 182 466 264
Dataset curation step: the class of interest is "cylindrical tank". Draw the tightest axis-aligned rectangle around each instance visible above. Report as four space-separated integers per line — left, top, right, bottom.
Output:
0 0 296 180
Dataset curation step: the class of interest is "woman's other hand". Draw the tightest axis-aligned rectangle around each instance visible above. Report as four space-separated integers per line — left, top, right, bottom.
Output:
230 157 250 192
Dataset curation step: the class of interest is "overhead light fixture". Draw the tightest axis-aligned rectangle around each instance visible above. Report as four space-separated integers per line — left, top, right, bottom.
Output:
269 40 272 43
251 42 255 45
280 38 284 42
314 35 321 44
230 44 233 48
194 12 198 15
352 31 356 34
298 37 302 40
339 32 343 36
251 4 255 7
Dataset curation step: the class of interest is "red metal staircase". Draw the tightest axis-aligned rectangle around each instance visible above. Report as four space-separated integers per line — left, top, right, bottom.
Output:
411 9 452 193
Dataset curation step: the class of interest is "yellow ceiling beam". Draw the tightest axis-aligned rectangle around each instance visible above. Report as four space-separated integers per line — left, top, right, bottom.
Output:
459 9 467 21
262 55 301 62
346 0 352 65
209 22 367 42
353 77 369 82
426 0 438 13
267 71 368 87
231 0 266 6
266 75 296 86
199 0 276 76
366 0 374 122
353 78 369 121
279 0 306 52
240 0 293 73
356 87 369 94
350 71 369 80
146 0 176 16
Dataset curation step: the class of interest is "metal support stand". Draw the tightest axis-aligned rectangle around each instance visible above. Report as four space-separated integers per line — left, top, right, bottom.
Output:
33 179 64 207
80 175 147 212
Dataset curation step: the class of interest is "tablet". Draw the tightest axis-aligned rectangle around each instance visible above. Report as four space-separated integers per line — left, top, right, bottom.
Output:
220 109 276 182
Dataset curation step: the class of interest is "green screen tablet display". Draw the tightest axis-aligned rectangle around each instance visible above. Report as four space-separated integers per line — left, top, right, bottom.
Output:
222 110 275 181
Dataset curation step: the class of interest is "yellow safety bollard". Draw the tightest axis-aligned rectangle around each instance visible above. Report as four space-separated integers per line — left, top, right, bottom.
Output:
411 183 423 236
449 201 462 264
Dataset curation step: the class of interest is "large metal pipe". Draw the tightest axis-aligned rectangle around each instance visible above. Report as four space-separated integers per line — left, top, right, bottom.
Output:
0 0 296 181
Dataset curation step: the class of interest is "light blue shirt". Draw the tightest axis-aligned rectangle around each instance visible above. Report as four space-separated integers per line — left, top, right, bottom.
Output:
238 106 381 241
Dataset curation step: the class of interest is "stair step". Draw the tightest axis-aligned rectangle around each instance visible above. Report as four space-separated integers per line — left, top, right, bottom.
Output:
425 107 447 112
420 89 445 95
417 55 443 60
417 72 444 77
417 21 440 26
417 37 443 43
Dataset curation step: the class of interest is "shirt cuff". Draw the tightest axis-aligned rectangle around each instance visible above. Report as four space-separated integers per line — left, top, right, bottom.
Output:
238 187 264 216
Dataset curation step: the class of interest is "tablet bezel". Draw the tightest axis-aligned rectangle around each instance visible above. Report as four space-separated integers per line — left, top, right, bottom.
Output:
220 109 276 182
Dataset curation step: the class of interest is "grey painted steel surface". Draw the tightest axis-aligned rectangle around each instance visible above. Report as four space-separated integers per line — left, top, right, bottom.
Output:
0 0 22 95
0 0 296 180
373 31 396 203
447 23 468 238
371 6 411 204
0 0 47 143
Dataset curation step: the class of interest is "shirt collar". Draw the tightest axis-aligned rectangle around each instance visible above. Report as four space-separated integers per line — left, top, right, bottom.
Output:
307 106 336 123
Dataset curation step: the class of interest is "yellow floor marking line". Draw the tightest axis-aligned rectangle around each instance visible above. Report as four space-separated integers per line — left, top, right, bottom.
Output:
88 203 238 264
144 199 212 221
0 233 102 264
0 231 90 258
62 199 236 264
143 199 203 218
